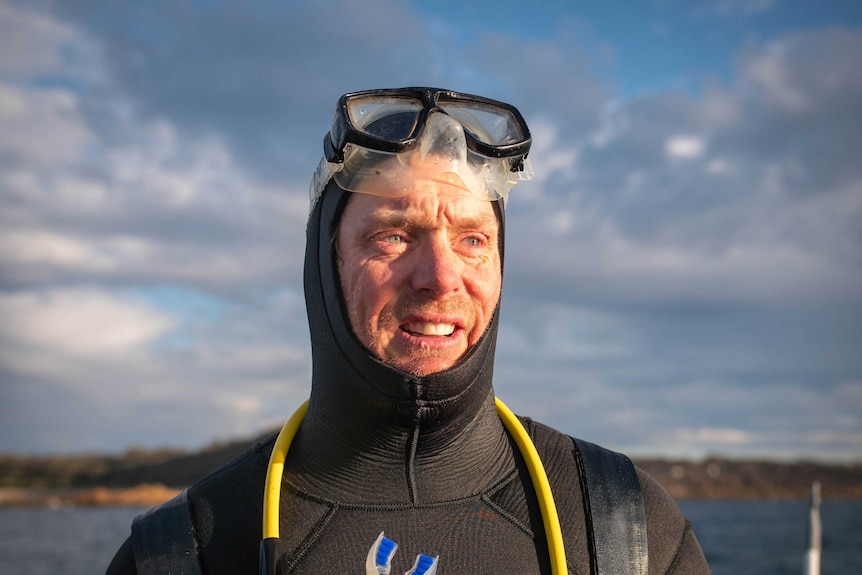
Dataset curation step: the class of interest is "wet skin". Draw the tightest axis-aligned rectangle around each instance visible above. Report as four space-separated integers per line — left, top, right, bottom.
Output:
337 183 501 376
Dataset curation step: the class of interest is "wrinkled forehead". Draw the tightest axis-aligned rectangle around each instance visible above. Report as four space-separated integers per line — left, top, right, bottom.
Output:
338 180 501 233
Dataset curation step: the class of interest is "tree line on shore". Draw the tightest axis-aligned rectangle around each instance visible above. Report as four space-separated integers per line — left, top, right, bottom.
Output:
2 431 860 501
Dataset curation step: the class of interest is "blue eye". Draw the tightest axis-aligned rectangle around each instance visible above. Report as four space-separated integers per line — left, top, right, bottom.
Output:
462 235 486 248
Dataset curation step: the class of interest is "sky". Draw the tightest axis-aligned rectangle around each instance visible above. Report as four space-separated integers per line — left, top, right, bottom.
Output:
1 0 860 461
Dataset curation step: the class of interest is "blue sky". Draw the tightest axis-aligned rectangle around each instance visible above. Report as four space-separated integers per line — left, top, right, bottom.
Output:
1 0 860 461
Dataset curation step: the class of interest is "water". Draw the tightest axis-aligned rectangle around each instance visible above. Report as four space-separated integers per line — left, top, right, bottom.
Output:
0 500 860 574
0 506 141 575
679 499 862 575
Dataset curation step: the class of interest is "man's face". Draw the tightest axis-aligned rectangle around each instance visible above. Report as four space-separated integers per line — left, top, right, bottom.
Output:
336 181 502 376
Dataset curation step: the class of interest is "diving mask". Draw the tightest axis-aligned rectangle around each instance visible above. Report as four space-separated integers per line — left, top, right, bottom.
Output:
310 87 534 209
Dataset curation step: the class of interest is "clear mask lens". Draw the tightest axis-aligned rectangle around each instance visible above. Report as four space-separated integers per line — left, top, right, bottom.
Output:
333 112 520 201
437 99 525 146
346 96 422 138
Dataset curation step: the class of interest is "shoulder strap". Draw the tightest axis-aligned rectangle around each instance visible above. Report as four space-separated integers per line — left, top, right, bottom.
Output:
131 487 204 575
572 438 648 575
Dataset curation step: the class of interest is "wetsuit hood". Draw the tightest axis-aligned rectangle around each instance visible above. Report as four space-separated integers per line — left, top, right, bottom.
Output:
294 180 510 503
304 179 504 418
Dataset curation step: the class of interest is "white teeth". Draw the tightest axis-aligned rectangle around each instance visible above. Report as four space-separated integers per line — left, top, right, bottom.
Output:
404 322 455 336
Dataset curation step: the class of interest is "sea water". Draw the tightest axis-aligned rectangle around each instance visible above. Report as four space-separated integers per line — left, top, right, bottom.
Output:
679 499 862 575
0 500 860 574
0 505 141 575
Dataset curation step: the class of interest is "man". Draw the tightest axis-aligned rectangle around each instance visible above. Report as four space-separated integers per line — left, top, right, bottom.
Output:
107 87 710 574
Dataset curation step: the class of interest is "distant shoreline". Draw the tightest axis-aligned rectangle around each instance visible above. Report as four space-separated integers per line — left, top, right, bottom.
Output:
3 436 860 506
0 484 181 508
1 478 859 508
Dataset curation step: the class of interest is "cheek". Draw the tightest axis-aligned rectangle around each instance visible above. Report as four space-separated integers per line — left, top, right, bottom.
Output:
338 257 364 325
470 259 502 325
481 277 502 317
340 260 392 326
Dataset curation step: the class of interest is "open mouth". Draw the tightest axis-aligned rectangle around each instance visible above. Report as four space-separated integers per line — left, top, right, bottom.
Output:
401 321 456 337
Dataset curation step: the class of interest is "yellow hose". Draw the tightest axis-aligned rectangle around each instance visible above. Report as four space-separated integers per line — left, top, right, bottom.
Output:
495 397 568 575
262 397 567 575
262 399 308 539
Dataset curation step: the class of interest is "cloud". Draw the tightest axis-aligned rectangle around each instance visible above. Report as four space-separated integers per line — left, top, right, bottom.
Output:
0 284 312 452
0 3 859 460
665 135 705 159
0 86 309 293
493 28 862 459
672 428 752 445
0 288 175 358
506 29 862 312
0 85 91 166
0 3 316 451
43 0 434 181
0 2 86 77
693 0 777 19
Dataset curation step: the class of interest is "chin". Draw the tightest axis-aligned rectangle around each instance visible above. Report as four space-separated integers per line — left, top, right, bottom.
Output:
391 357 459 377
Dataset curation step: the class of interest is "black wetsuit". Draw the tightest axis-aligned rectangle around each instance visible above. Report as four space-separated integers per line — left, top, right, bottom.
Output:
106 182 710 574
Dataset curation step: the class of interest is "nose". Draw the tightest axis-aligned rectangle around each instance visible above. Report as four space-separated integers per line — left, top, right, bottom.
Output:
410 235 463 295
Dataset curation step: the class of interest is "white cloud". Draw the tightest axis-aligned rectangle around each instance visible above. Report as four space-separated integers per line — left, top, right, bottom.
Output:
590 100 628 148
0 85 92 166
0 89 308 288
1 3 859 461
0 289 176 358
523 118 579 194
0 283 313 451
665 135 705 159
706 158 729 174
0 13 313 450
0 4 84 77
741 41 810 111
0 230 116 270
694 0 776 18
672 428 752 445
699 88 741 126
